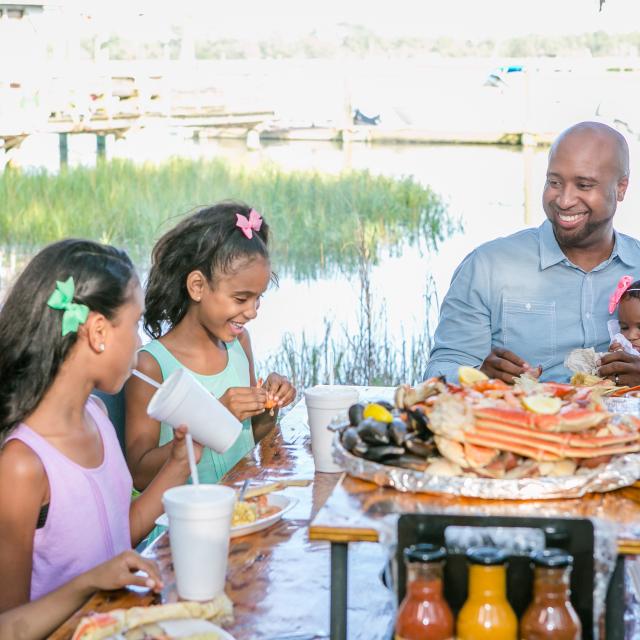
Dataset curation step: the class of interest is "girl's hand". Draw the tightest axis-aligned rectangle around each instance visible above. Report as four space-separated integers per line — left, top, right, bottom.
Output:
170 425 203 467
220 386 269 422
85 550 163 593
264 373 296 409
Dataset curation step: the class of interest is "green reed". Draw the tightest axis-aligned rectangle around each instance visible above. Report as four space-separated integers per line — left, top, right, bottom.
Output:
0 157 452 277
264 224 440 390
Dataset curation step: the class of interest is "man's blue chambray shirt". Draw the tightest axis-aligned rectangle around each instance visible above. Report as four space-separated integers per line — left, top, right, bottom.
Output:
426 220 640 383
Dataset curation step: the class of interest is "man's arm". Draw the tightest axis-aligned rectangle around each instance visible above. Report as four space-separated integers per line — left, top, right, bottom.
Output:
425 250 493 382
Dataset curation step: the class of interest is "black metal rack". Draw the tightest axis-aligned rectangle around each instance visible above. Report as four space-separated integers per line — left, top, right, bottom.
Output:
396 513 625 640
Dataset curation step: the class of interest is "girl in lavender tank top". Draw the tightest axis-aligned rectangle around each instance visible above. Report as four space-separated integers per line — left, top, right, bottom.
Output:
0 240 196 612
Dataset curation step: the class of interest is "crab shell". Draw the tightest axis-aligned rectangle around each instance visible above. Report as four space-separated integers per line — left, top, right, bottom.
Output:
428 394 640 463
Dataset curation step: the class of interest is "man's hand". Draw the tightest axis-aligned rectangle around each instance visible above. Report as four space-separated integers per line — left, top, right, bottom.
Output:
598 351 640 387
480 348 541 384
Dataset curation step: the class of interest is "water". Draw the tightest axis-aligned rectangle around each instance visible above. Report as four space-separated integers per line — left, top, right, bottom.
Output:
5 129 640 370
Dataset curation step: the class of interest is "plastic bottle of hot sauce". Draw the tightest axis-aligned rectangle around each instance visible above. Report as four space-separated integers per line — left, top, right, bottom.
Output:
394 544 454 640
457 546 517 640
520 548 581 640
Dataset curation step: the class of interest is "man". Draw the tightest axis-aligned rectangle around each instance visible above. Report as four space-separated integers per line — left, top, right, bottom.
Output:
426 121 640 384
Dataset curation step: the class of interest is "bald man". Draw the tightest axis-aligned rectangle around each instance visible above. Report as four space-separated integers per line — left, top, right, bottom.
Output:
426 121 640 384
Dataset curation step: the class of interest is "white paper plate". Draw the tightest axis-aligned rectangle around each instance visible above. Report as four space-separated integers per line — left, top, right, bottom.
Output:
155 493 297 538
110 618 235 639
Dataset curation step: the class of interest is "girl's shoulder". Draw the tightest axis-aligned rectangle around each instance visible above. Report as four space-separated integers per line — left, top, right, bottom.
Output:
0 437 47 491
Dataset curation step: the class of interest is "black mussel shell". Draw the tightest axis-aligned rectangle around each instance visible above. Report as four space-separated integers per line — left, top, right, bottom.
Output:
361 445 405 462
348 402 366 426
342 426 364 452
406 408 432 439
376 400 394 412
383 454 430 471
404 434 436 458
330 420 351 434
388 418 409 446
356 418 390 445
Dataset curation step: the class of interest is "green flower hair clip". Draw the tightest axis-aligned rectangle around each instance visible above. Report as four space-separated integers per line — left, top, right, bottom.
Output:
47 276 90 336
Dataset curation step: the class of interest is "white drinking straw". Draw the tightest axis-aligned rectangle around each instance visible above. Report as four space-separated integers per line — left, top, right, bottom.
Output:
131 368 161 389
185 433 200 486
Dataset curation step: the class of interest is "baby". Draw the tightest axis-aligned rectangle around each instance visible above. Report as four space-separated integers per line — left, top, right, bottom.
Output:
608 275 640 355
565 275 640 381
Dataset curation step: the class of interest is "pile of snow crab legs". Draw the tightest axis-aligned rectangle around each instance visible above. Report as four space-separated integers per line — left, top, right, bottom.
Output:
339 368 640 479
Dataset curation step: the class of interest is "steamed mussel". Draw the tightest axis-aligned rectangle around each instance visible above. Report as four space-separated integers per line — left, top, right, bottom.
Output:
340 400 435 469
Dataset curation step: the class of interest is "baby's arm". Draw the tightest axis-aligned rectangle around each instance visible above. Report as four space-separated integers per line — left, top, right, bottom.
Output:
0 440 48 612
0 551 162 640
125 351 175 491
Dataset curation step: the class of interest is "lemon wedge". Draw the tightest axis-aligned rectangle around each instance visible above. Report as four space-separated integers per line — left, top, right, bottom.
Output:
362 403 394 423
458 366 489 385
522 395 562 415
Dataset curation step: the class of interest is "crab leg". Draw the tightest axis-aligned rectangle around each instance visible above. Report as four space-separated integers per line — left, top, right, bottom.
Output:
469 428 640 459
473 417 639 448
474 406 608 432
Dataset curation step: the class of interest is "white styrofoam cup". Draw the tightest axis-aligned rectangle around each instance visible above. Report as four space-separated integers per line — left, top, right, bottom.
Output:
162 484 235 601
147 368 242 453
304 385 359 473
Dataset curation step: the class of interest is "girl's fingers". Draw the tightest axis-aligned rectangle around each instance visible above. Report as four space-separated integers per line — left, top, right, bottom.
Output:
173 425 188 438
127 554 162 582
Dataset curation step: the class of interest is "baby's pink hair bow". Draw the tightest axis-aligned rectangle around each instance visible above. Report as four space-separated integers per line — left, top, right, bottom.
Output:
608 274 634 314
235 209 263 239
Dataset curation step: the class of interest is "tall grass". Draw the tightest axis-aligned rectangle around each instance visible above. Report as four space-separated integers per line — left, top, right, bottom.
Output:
0 158 453 277
264 223 440 390
0 157 453 387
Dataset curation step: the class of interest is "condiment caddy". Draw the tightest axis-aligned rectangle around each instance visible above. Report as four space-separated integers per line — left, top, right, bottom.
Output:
394 513 623 640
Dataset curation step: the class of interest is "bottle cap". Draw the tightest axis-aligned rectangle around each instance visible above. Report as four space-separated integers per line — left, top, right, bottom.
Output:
466 546 508 565
404 543 447 563
531 548 573 568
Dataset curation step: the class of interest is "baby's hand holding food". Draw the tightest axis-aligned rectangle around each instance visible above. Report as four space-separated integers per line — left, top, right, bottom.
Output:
263 373 296 409
220 386 268 421
83 550 163 593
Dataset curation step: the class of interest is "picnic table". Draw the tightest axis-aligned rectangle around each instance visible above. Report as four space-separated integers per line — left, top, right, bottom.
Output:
50 395 394 640
51 389 640 640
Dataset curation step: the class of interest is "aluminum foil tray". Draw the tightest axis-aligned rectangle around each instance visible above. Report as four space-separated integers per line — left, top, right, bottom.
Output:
333 433 640 500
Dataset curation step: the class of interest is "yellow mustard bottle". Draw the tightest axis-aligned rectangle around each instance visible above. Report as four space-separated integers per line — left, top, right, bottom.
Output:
457 546 517 640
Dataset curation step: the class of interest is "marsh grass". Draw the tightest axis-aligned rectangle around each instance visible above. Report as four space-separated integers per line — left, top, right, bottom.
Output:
264 223 440 390
0 157 453 277
1 157 452 387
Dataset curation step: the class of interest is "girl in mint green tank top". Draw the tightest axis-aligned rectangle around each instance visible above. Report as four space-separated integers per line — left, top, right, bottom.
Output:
141 339 254 483
125 202 296 491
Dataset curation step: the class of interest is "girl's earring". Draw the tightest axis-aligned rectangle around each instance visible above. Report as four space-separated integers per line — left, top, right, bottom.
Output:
99 343 106 352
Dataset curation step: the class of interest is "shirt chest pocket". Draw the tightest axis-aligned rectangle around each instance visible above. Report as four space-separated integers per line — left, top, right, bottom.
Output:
502 298 556 369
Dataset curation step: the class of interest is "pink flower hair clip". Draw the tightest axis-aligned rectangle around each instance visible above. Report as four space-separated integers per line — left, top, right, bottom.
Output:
609 274 634 314
235 209 263 239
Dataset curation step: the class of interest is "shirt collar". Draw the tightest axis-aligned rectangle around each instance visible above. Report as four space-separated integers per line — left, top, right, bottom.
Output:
538 219 640 270
539 220 566 270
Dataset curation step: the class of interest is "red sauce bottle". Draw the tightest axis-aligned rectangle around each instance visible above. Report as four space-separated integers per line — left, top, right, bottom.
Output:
395 544 454 640
520 548 582 640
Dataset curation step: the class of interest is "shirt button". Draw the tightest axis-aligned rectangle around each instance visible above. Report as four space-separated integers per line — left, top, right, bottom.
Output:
586 312 591 319
525 303 532 311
